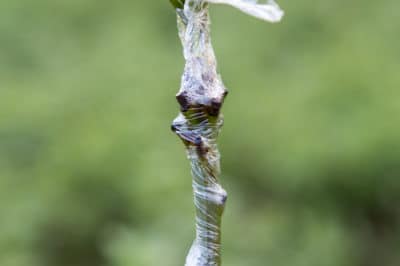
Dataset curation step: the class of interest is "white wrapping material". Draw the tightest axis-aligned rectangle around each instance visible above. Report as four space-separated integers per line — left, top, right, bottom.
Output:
171 0 283 265
206 0 284 22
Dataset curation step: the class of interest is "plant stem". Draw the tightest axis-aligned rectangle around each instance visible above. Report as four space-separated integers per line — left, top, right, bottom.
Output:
171 1 228 265
169 0 283 264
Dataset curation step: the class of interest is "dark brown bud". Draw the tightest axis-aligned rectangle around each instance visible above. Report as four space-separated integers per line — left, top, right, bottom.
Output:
176 91 190 112
171 124 177 132
208 98 222 116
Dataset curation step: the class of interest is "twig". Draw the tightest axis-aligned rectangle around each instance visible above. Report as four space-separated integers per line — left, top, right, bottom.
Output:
169 1 283 265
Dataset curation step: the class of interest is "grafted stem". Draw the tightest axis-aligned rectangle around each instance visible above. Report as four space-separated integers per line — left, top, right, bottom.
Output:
171 0 228 265
169 0 283 265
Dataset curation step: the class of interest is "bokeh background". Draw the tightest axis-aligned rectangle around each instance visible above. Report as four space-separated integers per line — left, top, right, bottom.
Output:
1 1 399 265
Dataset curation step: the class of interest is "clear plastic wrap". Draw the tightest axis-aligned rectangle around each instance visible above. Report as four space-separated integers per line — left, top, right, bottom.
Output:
170 1 283 265
206 0 283 22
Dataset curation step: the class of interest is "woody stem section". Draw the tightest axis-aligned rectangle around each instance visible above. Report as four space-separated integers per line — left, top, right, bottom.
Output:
171 1 228 265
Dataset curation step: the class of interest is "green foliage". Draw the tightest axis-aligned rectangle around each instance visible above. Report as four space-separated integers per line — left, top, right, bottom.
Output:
0 1 399 266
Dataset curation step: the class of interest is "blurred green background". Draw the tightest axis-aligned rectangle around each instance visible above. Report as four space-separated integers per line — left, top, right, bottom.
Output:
1 1 399 266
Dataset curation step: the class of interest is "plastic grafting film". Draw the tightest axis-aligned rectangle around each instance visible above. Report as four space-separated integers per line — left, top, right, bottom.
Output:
171 0 283 265
171 1 227 265
206 0 284 22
